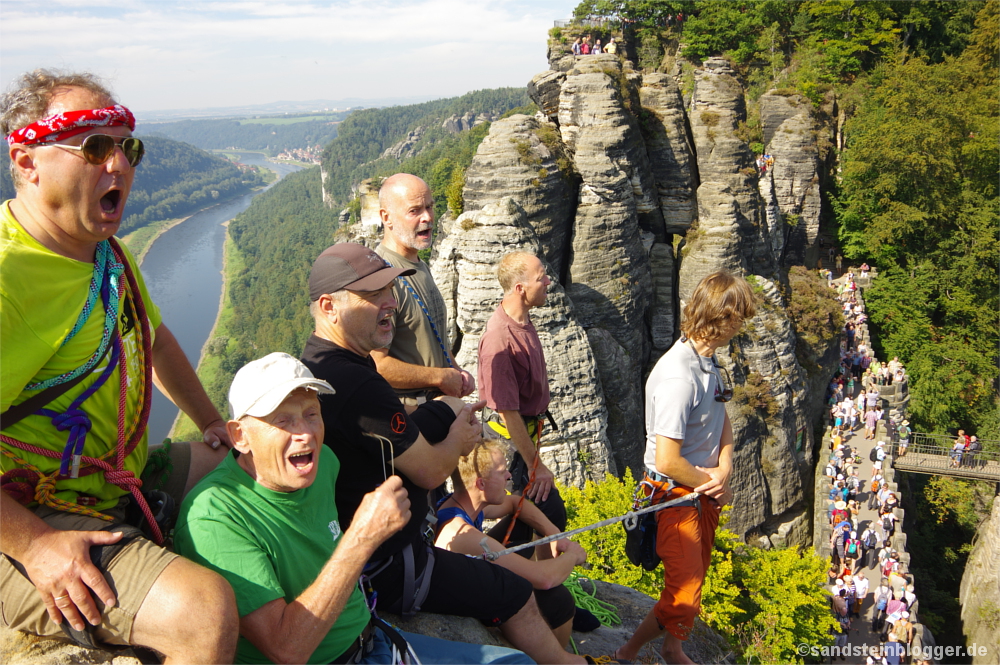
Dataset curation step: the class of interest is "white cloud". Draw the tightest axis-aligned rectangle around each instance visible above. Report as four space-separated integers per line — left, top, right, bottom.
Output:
1 0 578 111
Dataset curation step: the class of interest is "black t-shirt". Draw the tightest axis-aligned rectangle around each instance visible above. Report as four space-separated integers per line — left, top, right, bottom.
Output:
301 334 424 560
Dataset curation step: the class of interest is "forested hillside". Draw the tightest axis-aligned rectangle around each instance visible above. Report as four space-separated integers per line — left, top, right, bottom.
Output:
123 137 266 234
321 87 533 216
142 113 347 156
192 166 338 416
836 21 999 439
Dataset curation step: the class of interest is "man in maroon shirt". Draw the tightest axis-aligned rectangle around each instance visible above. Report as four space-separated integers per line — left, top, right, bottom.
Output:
477 252 566 547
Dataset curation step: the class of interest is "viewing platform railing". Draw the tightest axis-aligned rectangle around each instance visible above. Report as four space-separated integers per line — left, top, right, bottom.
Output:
889 433 1000 482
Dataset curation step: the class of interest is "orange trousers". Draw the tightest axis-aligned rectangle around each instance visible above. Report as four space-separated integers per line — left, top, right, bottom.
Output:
652 489 721 640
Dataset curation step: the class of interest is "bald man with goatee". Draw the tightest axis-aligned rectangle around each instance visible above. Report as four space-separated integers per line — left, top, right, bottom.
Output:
373 174 475 407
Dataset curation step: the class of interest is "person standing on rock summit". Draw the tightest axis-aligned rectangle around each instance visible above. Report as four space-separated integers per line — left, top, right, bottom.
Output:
613 271 757 665
372 174 476 406
0 69 236 662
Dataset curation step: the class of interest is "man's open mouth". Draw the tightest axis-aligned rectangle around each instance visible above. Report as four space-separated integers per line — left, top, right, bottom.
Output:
289 451 314 470
100 189 122 214
416 227 432 240
378 312 393 331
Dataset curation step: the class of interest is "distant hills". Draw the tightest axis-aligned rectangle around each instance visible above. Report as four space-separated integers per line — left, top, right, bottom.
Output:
136 96 440 122
320 87 533 216
141 115 348 159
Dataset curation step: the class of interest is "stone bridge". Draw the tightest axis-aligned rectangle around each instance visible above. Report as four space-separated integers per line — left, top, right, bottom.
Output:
889 433 1000 483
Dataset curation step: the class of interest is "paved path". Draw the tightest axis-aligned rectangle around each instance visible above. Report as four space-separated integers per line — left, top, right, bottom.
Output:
825 414 892 663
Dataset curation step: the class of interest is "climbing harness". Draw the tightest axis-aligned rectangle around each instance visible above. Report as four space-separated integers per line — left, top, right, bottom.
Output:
1 237 163 544
478 491 702 561
396 274 455 369
624 477 661 570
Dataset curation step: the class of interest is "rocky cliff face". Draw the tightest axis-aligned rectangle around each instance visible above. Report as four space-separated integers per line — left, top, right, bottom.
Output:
758 92 826 267
341 44 839 544
431 198 616 486
526 48 837 543
674 57 818 537
960 495 1000 663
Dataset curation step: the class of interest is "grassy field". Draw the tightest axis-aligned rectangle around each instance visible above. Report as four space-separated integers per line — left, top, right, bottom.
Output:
238 114 344 125
168 228 244 441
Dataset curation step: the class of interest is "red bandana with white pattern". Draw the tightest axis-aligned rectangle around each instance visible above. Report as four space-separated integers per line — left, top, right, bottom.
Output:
6 104 136 147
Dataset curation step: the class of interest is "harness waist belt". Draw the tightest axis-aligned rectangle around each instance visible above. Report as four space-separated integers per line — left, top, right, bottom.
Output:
644 469 700 506
331 618 377 664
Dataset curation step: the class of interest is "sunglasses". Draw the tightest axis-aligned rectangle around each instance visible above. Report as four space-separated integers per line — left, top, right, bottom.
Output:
715 364 733 403
41 135 145 168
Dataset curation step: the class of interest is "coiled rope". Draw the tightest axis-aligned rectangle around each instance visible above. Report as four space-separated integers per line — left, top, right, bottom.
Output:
565 570 621 627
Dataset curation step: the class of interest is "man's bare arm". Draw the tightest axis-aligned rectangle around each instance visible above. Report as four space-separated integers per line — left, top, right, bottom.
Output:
694 411 734 504
0 491 121 632
371 348 471 397
653 435 712 489
499 409 554 502
151 324 231 448
238 478 410 664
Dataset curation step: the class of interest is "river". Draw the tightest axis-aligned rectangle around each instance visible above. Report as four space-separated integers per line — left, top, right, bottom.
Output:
141 152 303 443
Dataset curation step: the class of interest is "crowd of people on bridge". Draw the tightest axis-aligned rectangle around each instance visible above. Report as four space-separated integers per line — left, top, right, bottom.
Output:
821 263 933 665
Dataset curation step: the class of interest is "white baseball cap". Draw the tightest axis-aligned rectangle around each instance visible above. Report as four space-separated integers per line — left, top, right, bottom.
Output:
228 352 334 420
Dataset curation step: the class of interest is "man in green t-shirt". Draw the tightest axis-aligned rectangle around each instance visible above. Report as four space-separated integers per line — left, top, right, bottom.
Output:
1 70 236 661
176 353 532 665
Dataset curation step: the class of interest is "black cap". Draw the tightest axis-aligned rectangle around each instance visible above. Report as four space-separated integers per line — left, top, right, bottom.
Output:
309 243 415 301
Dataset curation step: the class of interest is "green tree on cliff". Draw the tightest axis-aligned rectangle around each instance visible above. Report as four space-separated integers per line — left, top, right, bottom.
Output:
835 1 999 435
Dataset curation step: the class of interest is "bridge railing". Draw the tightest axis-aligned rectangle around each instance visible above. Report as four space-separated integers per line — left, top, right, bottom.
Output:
889 433 1000 480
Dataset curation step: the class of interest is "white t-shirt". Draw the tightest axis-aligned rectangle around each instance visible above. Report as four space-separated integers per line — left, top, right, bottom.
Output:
643 338 725 471
854 576 870 599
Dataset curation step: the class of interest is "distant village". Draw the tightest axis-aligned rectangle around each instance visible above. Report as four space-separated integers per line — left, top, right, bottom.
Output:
274 145 324 164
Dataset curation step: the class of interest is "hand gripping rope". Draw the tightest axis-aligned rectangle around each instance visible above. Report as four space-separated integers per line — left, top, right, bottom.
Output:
478 491 702 561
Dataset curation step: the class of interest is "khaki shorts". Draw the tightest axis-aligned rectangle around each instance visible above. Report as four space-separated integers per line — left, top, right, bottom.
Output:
0 441 192 645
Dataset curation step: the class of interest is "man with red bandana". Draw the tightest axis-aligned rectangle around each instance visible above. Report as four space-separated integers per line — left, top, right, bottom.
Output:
1 70 237 662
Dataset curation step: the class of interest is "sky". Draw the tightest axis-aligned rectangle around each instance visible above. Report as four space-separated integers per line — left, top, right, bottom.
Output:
0 0 580 118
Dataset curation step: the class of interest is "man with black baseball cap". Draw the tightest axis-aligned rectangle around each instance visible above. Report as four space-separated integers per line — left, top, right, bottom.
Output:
301 243 594 665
